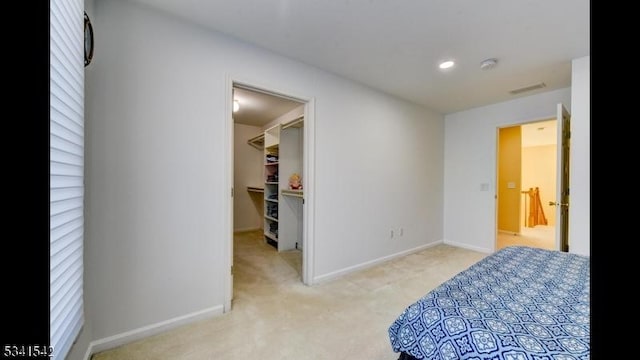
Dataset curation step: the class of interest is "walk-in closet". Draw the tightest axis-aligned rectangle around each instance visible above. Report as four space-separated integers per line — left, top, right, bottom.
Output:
232 85 306 279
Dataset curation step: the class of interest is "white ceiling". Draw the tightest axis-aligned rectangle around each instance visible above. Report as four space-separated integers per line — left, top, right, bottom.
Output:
128 0 590 115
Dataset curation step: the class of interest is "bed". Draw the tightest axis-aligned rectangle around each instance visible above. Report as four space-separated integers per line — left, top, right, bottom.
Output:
388 246 590 359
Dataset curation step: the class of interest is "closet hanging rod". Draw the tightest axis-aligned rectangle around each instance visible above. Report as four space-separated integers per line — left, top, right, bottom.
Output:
248 133 265 143
247 133 265 150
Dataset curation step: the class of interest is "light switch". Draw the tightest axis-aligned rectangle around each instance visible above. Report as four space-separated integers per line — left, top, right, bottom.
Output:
507 182 516 189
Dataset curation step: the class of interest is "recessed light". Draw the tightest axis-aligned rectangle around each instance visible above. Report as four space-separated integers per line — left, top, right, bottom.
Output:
439 60 455 69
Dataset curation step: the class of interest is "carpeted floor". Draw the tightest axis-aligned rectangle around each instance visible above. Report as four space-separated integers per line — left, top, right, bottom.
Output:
91 231 486 360
496 225 555 250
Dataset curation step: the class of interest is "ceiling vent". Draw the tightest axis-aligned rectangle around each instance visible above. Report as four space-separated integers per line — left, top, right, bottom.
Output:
509 82 546 95
480 58 498 70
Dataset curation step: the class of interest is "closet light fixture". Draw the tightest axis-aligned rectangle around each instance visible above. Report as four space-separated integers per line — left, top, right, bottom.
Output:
233 100 240 112
439 60 455 69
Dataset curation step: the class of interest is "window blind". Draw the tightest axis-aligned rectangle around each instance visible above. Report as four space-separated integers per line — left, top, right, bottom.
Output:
50 0 85 359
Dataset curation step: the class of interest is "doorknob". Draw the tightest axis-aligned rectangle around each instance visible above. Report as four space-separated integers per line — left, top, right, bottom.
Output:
548 201 569 207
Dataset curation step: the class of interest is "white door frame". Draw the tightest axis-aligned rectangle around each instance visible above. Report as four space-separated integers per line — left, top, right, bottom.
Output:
224 75 316 312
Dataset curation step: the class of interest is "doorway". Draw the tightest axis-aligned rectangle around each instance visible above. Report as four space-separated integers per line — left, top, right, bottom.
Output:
495 104 570 252
224 79 315 312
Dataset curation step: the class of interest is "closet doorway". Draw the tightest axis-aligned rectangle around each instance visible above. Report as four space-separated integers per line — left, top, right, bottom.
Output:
224 80 315 312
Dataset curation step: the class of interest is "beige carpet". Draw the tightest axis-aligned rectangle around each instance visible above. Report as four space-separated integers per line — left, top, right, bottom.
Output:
496 225 556 250
92 231 486 360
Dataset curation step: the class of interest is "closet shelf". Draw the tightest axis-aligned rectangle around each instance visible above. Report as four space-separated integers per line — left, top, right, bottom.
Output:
265 162 279 166
281 189 304 198
247 134 264 150
265 215 278 222
247 186 264 193
264 232 278 242
282 116 304 130
265 198 278 203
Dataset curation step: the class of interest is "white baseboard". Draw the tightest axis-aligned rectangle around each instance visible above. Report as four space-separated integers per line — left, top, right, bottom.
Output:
84 305 224 360
442 239 492 254
313 241 443 284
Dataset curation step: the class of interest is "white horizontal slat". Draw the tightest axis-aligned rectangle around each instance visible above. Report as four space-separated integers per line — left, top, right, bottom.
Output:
50 218 83 247
50 105 83 134
50 161 83 177
50 244 82 292
51 116 83 145
50 147 83 167
49 197 84 215
50 79 83 118
50 2 83 78
51 291 83 352
50 133 83 156
50 268 82 333
50 207 83 230
51 174 84 189
50 187 83 203
50 46 83 96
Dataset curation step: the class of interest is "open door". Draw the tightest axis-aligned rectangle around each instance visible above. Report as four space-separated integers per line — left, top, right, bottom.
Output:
553 104 571 252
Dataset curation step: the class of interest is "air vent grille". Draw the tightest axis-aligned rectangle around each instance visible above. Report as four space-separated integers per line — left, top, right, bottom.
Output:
509 82 546 95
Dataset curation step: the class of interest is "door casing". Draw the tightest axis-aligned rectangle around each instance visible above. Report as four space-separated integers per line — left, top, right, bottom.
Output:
494 103 570 252
224 75 316 312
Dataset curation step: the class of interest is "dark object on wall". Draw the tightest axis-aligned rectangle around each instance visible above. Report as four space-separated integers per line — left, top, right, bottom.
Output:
84 11 94 67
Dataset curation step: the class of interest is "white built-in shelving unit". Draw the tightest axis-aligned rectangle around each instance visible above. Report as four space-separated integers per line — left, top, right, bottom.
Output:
247 117 304 251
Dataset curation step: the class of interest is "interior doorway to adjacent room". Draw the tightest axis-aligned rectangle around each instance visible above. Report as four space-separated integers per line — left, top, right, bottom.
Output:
496 119 557 251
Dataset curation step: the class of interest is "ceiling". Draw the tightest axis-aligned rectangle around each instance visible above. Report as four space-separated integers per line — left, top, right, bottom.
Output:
129 0 590 115
233 87 303 126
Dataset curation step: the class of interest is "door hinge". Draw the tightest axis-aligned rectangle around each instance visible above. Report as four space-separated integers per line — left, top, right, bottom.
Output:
231 265 234 275
231 187 234 197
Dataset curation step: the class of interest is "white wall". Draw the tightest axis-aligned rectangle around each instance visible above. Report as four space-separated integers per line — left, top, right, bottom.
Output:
78 0 444 355
443 88 572 253
569 56 590 256
233 123 264 232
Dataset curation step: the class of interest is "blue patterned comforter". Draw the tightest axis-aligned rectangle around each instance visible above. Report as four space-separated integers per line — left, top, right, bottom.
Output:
388 246 590 359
